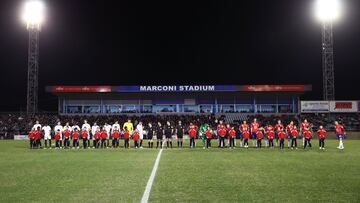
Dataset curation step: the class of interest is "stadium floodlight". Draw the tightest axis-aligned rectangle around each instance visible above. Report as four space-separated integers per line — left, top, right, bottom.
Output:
314 0 341 100
22 0 45 115
22 0 45 30
315 0 341 22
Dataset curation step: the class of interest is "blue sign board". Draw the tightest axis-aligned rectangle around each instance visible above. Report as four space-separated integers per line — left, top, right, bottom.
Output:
114 85 238 92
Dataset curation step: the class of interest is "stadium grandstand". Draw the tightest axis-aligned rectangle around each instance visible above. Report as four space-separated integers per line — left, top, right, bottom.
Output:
46 85 310 114
1 85 359 138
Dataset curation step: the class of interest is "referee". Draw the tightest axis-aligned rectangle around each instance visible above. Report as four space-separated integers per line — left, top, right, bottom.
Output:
146 122 155 148
164 121 174 148
155 122 163 149
175 121 185 148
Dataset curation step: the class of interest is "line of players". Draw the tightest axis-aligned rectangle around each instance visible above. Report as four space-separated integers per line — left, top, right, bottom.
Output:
27 118 346 150
202 119 345 150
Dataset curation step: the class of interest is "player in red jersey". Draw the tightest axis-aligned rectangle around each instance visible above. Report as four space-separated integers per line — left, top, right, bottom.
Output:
242 128 250 148
217 120 226 147
54 129 61 149
239 120 249 147
111 127 121 149
334 121 345 150
81 128 89 149
205 126 213 149
217 120 226 130
278 130 286 149
63 128 71 149
275 120 284 147
28 128 35 149
99 127 107 148
93 129 101 149
303 128 312 149
72 129 80 149
189 123 197 148
226 124 231 147
123 126 130 149
217 126 227 148
290 125 299 149
265 125 275 148
228 127 236 149
301 119 311 146
251 118 260 147
317 125 327 150
256 129 264 148
264 124 274 147
133 130 140 148
286 121 294 148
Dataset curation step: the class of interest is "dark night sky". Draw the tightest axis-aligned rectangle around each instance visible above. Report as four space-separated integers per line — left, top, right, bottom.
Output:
0 0 359 111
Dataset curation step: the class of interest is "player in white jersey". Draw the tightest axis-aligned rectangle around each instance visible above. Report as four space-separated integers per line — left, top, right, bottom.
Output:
63 122 72 132
82 120 91 131
136 121 144 148
104 122 112 147
42 124 52 149
33 120 42 148
54 122 63 148
71 124 80 132
33 120 42 132
112 121 121 133
91 122 100 148
82 120 91 147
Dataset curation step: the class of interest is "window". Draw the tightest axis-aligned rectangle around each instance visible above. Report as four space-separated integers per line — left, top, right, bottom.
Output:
183 105 198 113
122 105 138 113
67 106 82 114
141 105 153 113
200 105 213 113
257 105 276 113
235 104 253 113
153 105 176 113
106 105 121 113
220 105 235 113
84 106 100 114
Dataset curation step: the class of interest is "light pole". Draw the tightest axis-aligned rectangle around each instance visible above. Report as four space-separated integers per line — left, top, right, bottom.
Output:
22 0 44 115
315 0 341 100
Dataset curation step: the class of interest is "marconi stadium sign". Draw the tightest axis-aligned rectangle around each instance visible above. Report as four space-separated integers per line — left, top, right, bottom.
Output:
139 85 215 92
48 85 309 93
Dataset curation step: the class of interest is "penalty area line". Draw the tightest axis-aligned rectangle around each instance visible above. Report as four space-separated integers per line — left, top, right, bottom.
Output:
140 147 163 203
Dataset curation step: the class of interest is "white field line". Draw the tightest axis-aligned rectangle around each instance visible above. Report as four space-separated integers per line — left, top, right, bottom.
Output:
140 145 164 203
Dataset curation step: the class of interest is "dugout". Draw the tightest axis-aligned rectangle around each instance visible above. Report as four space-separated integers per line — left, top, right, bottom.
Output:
46 85 311 115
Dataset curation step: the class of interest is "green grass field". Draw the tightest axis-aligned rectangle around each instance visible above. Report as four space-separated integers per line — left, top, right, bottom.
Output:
0 140 359 202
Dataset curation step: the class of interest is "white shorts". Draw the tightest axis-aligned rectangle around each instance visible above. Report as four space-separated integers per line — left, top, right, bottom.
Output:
44 135 51 140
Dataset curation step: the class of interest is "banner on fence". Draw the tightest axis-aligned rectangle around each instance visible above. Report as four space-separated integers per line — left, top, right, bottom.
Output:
300 101 330 112
14 135 28 140
329 101 358 113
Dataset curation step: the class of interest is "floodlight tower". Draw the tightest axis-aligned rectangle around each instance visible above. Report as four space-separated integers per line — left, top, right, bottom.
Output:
22 1 44 115
315 0 341 100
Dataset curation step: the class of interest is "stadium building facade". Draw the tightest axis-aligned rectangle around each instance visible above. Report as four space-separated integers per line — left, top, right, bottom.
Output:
46 85 311 115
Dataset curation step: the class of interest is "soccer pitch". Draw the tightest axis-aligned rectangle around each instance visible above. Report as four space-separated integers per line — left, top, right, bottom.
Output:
0 140 359 203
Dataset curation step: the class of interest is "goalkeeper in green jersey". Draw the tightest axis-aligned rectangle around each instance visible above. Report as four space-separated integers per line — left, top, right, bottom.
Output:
199 123 209 149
